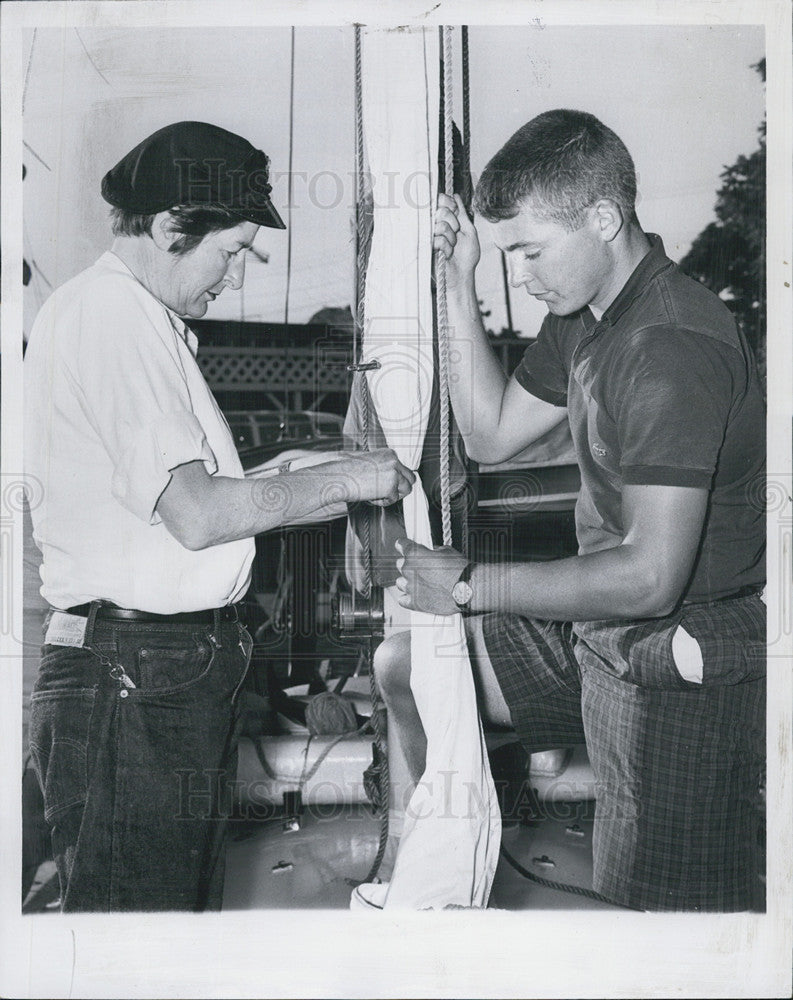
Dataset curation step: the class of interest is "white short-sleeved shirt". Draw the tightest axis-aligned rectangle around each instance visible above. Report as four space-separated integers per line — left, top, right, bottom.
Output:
24 251 255 613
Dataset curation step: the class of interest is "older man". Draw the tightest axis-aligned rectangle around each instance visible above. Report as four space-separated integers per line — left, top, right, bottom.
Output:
24 121 413 911
380 109 766 912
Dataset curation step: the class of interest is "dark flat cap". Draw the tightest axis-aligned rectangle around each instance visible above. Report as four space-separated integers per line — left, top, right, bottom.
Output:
101 121 286 229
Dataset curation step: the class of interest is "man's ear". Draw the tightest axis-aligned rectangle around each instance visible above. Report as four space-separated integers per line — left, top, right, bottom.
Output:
591 199 624 243
150 211 180 252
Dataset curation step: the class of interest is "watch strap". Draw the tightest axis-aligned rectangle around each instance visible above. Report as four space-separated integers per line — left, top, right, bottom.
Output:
457 562 473 587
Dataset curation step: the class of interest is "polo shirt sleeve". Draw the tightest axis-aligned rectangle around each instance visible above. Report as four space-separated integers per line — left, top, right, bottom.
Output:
513 316 569 406
67 275 218 524
610 326 737 488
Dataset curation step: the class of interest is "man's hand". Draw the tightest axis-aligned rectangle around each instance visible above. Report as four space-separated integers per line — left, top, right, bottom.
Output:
434 193 480 286
332 449 415 506
394 537 469 615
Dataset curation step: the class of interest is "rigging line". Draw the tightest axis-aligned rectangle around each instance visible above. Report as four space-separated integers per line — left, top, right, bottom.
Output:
22 140 51 173
22 28 37 114
499 843 642 911
459 25 472 557
74 29 112 87
501 250 515 334
461 26 472 209
354 26 389 890
30 261 53 289
22 218 54 306
436 25 455 548
353 24 373 599
284 26 296 327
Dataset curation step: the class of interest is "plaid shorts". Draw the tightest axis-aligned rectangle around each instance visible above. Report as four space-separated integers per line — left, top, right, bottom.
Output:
481 593 766 912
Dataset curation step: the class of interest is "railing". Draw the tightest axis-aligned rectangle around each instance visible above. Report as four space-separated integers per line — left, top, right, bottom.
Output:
197 344 352 412
196 336 533 412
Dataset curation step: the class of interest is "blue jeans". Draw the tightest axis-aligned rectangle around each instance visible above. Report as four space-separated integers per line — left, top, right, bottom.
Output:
29 611 251 911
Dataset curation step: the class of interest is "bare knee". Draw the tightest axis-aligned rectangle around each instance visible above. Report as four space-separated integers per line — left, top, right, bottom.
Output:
373 630 411 706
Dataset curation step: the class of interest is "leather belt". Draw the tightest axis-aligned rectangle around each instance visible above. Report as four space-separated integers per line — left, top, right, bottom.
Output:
64 602 239 625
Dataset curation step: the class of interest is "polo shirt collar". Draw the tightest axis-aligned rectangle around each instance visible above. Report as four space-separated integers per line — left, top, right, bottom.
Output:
101 250 199 356
601 233 673 326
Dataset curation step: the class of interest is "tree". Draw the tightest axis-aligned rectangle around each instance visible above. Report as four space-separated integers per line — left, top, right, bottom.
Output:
678 59 766 384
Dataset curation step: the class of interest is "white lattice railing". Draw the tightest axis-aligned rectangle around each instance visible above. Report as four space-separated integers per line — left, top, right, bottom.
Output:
197 346 350 389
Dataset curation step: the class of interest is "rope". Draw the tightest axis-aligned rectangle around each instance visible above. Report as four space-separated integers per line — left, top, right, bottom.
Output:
459 24 472 557
74 29 112 87
354 24 374 601
499 843 643 911
460 483 470 558
354 25 389 886
436 25 455 548
284 26 296 326
22 140 51 173
461 26 472 210
250 719 371 787
362 638 390 883
22 28 37 114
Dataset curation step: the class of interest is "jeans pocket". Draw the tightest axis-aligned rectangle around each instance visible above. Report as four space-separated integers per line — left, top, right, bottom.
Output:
117 632 216 695
36 643 105 692
29 688 97 824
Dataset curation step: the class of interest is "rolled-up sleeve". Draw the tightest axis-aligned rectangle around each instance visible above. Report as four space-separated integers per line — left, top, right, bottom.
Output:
67 275 218 523
111 410 217 523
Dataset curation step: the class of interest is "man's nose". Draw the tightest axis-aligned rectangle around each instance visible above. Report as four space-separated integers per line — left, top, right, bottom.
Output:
506 252 544 293
225 254 246 290
506 252 529 289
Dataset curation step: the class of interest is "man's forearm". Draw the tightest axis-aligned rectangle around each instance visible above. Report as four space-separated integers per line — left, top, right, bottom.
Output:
445 276 509 457
468 547 679 622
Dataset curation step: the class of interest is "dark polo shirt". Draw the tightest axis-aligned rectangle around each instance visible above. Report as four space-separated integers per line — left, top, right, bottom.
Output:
515 234 765 602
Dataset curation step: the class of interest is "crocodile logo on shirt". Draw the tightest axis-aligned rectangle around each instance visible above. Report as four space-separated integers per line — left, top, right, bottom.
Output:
592 442 608 457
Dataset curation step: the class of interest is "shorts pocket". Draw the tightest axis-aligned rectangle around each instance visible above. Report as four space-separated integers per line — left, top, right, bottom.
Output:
671 624 704 684
29 688 97 824
678 596 766 686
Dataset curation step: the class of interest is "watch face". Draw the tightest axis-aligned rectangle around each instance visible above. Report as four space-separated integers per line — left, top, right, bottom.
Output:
452 580 473 607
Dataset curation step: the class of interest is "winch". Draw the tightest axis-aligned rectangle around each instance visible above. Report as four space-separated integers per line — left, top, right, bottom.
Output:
331 584 385 642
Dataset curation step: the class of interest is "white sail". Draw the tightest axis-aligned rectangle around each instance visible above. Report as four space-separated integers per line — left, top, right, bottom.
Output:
359 25 501 910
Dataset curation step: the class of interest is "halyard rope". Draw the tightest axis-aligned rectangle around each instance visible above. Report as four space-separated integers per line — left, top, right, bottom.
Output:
437 25 455 548
354 24 389 886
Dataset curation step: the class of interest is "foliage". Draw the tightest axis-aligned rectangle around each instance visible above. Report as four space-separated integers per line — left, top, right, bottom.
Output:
678 60 766 382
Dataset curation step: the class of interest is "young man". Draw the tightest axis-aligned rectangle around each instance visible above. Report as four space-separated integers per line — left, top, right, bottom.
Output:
379 109 765 911
24 121 414 911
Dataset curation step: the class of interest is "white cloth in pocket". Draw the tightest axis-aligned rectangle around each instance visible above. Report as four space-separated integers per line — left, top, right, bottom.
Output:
671 624 704 684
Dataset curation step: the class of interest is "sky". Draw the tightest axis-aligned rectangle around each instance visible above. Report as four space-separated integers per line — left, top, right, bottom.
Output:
22 23 765 338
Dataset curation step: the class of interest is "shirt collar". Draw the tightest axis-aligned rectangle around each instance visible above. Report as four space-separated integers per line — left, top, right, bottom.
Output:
600 233 673 326
100 251 200 357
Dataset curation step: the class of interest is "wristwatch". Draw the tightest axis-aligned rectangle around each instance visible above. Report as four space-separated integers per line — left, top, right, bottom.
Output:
451 562 474 612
